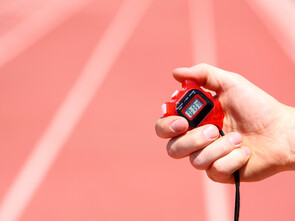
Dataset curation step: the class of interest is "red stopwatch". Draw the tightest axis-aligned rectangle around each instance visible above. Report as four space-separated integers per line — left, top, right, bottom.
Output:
162 80 224 130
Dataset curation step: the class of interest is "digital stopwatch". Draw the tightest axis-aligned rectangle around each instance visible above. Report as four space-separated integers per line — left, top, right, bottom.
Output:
162 80 224 129
161 79 240 221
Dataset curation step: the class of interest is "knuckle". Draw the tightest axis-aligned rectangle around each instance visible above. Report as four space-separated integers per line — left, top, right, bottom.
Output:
191 138 200 149
155 119 166 137
167 147 177 158
198 63 209 69
221 144 232 154
190 132 203 148
206 170 221 183
198 63 211 74
166 139 179 158
210 162 228 177
206 165 230 183
237 154 247 166
207 162 235 184
190 153 206 170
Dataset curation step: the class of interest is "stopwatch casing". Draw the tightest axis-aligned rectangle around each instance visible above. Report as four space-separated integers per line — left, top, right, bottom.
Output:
162 80 224 129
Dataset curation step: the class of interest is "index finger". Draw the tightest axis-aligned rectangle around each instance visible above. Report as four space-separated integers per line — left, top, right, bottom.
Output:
172 63 236 93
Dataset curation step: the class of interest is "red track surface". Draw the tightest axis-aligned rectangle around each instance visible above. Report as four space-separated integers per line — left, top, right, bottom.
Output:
0 1 295 220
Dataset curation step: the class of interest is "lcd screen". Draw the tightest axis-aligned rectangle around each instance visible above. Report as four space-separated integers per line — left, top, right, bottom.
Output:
184 98 204 118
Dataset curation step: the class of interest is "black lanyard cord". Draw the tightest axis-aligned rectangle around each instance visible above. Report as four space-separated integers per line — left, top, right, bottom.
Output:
219 130 240 221
233 170 240 221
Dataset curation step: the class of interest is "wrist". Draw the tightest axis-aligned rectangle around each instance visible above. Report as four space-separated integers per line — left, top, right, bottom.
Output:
285 105 295 170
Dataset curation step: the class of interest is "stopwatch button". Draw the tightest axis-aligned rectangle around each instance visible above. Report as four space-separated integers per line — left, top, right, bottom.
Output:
162 102 177 117
171 90 179 99
161 103 167 115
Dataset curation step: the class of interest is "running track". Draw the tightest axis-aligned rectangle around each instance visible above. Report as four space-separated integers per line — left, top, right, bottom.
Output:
0 0 295 220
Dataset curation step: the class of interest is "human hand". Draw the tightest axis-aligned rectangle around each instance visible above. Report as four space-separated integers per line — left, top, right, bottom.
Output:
155 64 295 183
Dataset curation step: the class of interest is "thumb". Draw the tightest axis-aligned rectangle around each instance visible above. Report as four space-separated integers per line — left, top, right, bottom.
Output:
172 63 236 93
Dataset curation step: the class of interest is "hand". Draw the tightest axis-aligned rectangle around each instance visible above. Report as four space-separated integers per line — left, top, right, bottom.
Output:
155 64 295 183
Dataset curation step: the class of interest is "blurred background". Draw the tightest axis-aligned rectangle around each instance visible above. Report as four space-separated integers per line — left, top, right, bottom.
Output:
0 0 295 220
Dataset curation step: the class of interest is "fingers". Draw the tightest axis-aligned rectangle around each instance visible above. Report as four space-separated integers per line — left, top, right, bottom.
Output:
189 132 243 170
164 125 251 183
172 63 237 93
167 125 219 159
206 146 251 183
189 132 251 183
155 116 189 138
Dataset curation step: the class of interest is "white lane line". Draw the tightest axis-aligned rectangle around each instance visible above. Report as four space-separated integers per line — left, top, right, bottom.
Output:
0 0 153 220
245 0 295 65
0 0 92 69
188 0 231 221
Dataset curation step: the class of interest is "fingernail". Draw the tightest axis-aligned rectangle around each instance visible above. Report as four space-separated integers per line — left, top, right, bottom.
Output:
229 133 242 146
241 146 251 156
171 119 186 132
203 125 219 139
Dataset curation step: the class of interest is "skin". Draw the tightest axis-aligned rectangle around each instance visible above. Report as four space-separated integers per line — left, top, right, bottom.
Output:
155 64 295 184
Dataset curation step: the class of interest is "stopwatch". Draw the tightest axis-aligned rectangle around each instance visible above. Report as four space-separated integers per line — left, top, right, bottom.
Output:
162 80 224 129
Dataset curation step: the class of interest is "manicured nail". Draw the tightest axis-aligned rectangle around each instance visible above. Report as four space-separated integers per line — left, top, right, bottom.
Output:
203 125 219 139
241 146 251 156
229 133 242 146
171 119 186 132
